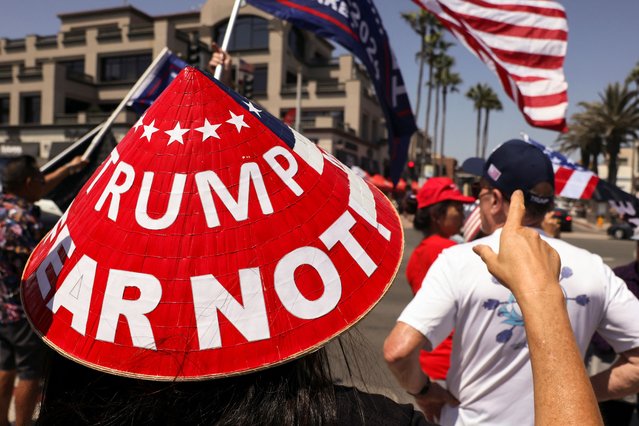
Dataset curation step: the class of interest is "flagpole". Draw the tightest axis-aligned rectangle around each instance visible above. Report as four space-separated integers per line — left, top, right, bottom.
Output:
294 65 302 131
82 47 170 161
41 123 103 173
214 0 243 80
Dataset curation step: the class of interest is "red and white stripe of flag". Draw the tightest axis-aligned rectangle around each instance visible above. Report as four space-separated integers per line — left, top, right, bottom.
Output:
463 202 482 242
413 0 568 131
553 166 599 200
239 58 255 74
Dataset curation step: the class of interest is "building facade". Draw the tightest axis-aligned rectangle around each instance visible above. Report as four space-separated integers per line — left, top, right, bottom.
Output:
598 145 639 196
0 1 389 174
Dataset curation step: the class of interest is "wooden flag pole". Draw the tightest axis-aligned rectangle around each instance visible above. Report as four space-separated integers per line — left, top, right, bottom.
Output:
214 0 243 80
81 47 170 160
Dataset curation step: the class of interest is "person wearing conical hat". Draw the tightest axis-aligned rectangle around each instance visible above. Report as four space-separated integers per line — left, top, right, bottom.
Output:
20 67 427 424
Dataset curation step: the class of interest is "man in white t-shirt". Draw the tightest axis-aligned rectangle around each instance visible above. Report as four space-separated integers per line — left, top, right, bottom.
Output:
384 139 639 425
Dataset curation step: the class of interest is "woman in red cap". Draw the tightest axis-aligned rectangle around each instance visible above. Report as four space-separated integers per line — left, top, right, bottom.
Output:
406 177 475 381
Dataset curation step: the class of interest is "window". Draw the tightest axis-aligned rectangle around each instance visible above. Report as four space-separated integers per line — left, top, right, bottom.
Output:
100 53 152 82
254 66 267 96
65 98 90 114
21 94 41 124
214 16 268 51
60 59 85 78
0 96 9 124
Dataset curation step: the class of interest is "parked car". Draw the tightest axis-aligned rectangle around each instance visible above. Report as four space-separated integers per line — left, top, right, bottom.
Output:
552 208 572 232
607 222 634 240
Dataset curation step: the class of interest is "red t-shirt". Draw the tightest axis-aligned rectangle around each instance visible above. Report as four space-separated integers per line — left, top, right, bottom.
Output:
405 234 456 380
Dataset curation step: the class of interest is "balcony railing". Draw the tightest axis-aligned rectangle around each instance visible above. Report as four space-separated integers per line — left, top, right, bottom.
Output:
66 70 94 85
63 30 86 45
4 38 26 51
0 67 12 81
280 84 308 96
18 65 43 80
97 26 121 42
316 81 345 94
36 35 58 49
128 24 154 39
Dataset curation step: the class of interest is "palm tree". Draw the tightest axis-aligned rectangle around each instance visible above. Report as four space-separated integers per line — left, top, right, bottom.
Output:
557 110 604 175
481 89 502 159
419 21 446 147
401 10 437 120
466 83 490 157
434 54 461 173
586 83 639 185
626 61 639 91
583 83 639 185
402 10 443 170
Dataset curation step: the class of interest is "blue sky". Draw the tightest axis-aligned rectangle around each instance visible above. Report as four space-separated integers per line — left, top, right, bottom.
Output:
2 0 638 163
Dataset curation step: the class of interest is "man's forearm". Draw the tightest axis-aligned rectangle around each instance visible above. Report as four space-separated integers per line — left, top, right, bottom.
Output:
518 289 601 425
590 351 639 401
387 351 430 395
383 322 430 394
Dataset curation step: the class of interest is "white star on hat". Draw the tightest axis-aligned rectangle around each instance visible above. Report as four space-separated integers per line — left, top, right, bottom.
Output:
141 120 159 142
195 118 222 141
165 122 189 146
226 111 250 133
243 101 262 117
133 113 146 132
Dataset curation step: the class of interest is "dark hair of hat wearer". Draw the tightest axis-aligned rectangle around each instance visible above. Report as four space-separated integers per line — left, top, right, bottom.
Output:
413 200 455 235
36 334 378 426
1 155 38 193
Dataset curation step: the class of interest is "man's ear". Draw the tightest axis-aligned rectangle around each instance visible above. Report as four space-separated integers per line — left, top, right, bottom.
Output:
491 189 510 220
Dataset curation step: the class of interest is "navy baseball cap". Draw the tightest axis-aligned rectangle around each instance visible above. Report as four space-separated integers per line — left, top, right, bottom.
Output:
463 139 555 206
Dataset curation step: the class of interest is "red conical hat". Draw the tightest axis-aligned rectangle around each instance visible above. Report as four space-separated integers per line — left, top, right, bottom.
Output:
21 67 403 380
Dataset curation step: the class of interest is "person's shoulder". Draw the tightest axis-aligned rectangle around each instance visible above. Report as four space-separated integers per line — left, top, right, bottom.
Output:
428 234 457 250
334 386 426 425
544 235 603 263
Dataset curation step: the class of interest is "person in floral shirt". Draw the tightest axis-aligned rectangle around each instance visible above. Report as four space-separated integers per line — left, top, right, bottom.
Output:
0 154 85 426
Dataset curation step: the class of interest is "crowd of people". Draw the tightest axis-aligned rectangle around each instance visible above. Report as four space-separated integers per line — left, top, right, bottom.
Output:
0 46 636 426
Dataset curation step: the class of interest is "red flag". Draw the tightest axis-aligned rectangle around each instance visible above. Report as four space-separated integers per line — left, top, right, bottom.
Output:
282 108 296 126
414 0 568 131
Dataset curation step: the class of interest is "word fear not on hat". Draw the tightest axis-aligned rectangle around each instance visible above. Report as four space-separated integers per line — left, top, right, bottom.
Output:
21 68 403 380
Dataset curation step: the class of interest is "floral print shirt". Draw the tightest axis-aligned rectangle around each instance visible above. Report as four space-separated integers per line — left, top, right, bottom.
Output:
0 193 42 323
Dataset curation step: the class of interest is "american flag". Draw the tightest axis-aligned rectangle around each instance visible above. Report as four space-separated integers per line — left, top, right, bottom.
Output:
414 0 568 131
523 136 599 200
239 58 255 74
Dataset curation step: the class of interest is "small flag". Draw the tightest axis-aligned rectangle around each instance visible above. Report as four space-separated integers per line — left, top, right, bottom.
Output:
126 50 187 115
523 136 599 200
238 58 255 74
282 108 296 126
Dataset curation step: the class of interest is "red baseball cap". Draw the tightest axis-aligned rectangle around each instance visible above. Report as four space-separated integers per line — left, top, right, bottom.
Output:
417 177 475 209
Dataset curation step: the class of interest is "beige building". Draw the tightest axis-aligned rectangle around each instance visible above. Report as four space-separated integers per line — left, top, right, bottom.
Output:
0 0 389 174
598 145 639 196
